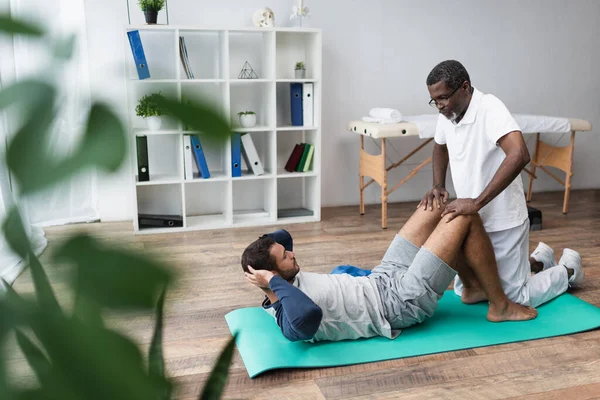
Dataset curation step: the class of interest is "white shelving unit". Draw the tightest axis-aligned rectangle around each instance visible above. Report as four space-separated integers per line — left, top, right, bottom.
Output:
125 26 322 234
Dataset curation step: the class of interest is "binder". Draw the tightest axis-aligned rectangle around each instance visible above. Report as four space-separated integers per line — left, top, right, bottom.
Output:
138 214 183 228
231 133 242 177
190 135 211 179
127 30 150 80
136 135 149 181
240 133 264 175
295 142 311 172
183 135 195 180
302 143 315 172
290 83 303 126
284 143 304 172
302 83 314 127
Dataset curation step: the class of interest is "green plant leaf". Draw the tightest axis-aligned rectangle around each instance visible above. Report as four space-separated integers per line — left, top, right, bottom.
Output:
0 14 44 36
7 101 127 196
0 80 52 111
198 335 236 400
157 96 232 146
53 234 172 310
23 307 170 400
72 292 104 328
148 287 171 400
53 34 76 60
15 330 79 400
2 206 31 260
2 207 60 311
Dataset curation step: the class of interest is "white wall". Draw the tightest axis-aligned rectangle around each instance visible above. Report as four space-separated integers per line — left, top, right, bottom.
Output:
84 0 600 221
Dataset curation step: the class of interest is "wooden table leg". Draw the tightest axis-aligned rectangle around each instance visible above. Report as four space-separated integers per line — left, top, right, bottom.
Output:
381 138 387 229
359 135 365 215
563 131 576 214
527 132 540 202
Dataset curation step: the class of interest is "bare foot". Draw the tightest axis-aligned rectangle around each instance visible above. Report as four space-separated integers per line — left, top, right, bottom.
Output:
461 286 488 304
487 301 538 322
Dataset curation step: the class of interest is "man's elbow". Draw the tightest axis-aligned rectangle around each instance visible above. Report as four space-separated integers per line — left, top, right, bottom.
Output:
285 306 323 341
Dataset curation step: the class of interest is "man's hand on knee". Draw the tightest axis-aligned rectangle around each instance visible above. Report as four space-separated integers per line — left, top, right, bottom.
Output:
441 198 481 222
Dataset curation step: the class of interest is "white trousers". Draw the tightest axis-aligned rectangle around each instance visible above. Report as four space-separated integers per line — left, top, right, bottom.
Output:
454 219 568 308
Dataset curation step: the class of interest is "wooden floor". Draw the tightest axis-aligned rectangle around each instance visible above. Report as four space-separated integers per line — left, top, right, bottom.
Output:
9 189 600 399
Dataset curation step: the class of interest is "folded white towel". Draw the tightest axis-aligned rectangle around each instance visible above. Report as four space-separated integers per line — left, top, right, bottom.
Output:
369 108 402 121
362 116 402 124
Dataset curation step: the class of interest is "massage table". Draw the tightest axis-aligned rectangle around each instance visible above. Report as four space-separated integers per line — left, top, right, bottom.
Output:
347 114 593 229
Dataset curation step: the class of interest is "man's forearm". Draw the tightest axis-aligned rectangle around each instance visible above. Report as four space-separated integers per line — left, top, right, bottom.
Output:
433 143 449 188
475 152 528 209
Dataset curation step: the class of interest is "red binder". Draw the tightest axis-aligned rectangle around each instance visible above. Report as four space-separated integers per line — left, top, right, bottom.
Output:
284 143 305 172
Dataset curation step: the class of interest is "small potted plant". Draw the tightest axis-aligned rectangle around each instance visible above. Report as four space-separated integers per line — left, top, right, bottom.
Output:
136 92 166 130
138 0 166 24
237 111 257 128
295 61 306 79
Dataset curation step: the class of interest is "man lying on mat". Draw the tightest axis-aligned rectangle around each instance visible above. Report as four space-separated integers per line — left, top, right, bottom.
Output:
241 203 537 343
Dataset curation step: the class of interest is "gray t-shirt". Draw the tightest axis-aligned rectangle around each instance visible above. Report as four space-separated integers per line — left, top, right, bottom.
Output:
265 271 397 341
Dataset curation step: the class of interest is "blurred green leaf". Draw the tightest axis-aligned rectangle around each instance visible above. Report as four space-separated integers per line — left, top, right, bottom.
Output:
157 97 232 146
53 234 172 310
52 34 76 60
2 208 60 311
149 287 171 400
0 14 44 36
23 307 169 400
15 330 79 400
72 292 104 328
6 101 127 196
12 389 50 400
0 80 52 111
2 207 31 260
199 335 236 400
76 103 127 172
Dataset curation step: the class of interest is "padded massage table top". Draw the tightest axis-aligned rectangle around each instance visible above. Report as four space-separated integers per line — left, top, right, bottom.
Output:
348 114 592 139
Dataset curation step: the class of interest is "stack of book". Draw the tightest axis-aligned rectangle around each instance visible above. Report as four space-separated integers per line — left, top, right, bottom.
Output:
284 143 314 173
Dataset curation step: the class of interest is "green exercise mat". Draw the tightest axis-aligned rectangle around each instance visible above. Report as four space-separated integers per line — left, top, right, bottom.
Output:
225 292 600 378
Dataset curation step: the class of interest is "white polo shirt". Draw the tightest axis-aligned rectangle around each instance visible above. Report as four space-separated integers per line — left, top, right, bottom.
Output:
434 88 528 233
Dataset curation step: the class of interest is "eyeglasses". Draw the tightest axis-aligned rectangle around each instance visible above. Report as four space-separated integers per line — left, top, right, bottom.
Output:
429 85 461 108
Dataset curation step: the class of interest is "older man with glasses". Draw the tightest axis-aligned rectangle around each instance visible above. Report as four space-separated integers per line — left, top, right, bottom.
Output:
420 60 584 309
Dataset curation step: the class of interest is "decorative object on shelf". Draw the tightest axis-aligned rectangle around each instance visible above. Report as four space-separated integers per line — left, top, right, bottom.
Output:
238 61 259 79
290 0 309 27
138 0 166 24
136 92 166 130
252 7 275 27
295 61 306 79
238 111 257 128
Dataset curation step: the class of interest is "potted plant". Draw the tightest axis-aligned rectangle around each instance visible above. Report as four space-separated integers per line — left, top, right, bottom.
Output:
136 92 166 130
237 111 257 128
139 0 166 24
295 61 306 79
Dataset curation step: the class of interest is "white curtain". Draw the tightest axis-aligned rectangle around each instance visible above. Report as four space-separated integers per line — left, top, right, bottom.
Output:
0 0 95 285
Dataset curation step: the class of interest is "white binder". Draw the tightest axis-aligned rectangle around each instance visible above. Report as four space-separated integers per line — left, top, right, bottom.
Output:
302 83 314 127
240 133 264 176
183 135 195 180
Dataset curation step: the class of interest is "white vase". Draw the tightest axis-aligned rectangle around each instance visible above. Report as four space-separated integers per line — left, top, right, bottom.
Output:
239 114 256 128
295 69 306 79
145 116 162 130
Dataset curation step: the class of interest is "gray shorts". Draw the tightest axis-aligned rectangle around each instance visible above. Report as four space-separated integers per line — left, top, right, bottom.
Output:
370 235 457 329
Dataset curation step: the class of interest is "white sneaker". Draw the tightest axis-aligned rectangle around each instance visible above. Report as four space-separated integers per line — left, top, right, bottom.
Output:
530 242 556 271
559 248 584 286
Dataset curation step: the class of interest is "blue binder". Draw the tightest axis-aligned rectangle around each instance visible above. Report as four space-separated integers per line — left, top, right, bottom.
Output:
190 136 211 179
127 30 150 80
231 133 241 177
290 83 303 126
